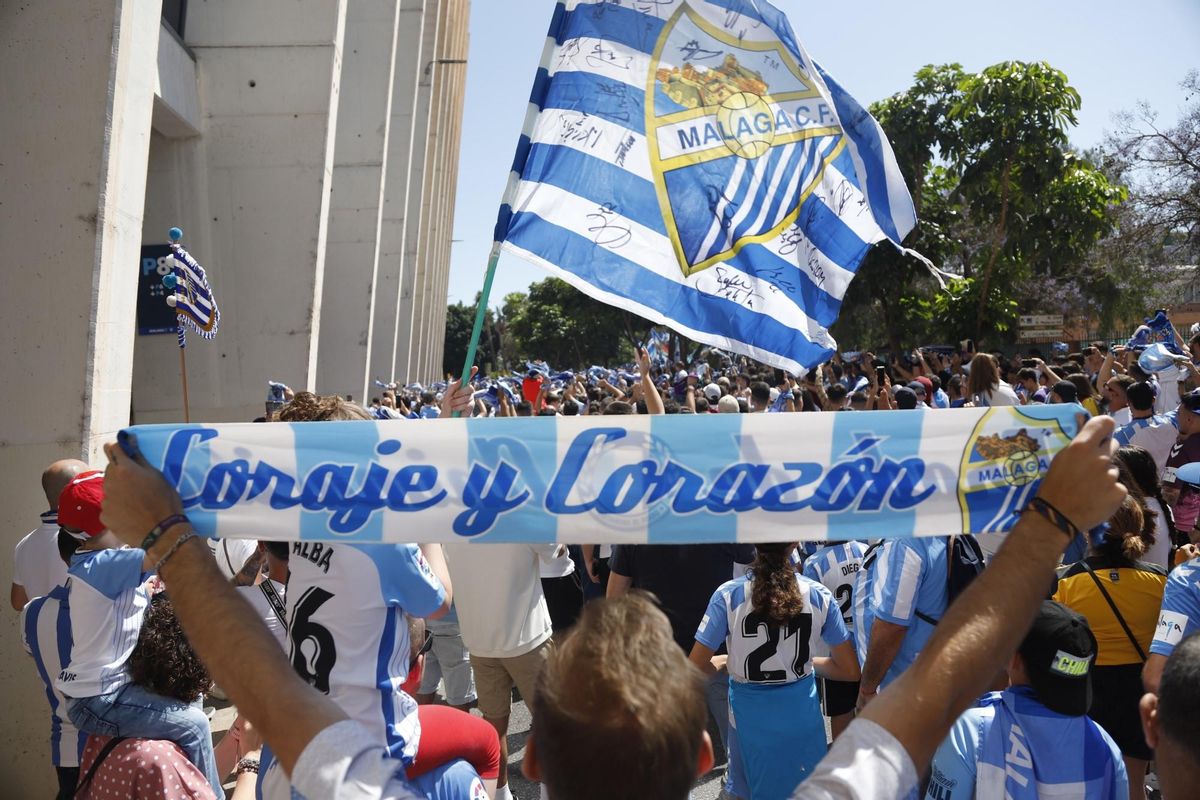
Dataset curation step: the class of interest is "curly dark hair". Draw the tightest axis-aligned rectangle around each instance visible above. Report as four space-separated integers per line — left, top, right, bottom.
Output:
750 543 805 626
129 594 212 703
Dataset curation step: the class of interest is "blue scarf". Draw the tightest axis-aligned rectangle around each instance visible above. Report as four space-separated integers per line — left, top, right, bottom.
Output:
976 686 1124 799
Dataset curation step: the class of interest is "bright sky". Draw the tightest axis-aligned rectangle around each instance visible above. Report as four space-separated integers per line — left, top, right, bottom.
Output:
446 0 1200 305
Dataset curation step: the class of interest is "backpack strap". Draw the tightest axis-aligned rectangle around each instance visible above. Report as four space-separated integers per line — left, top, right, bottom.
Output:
915 535 957 627
1079 560 1148 662
75 736 128 797
861 541 884 571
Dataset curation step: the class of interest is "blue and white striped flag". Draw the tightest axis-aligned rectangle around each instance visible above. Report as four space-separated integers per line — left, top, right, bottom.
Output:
493 0 920 374
167 242 220 347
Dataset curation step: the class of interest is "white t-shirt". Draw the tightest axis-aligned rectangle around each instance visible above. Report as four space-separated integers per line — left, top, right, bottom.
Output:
974 382 1019 407
290 719 427 800
13 511 68 600
790 718 918 798
1144 497 1173 570
284 542 445 765
56 547 150 698
539 546 576 579
444 543 556 658
1114 414 1180 476
1154 365 1182 415
235 579 288 650
1110 407 1132 426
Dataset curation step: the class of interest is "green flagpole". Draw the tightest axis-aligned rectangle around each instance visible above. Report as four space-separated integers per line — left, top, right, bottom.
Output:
454 241 503 415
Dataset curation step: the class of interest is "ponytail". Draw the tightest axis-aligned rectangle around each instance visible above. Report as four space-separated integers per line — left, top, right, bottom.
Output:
750 543 805 627
1097 496 1149 565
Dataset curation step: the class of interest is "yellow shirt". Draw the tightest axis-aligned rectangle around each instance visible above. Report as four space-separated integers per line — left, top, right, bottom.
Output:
1054 557 1166 665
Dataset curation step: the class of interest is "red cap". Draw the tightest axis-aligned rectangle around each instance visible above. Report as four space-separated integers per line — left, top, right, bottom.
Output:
58 470 106 537
915 376 934 406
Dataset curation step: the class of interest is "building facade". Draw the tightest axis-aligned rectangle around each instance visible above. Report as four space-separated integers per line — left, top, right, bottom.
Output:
0 0 467 792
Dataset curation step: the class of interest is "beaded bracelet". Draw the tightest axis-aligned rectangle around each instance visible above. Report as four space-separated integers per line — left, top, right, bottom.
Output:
236 757 260 775
140 514 189 551
152 530 199 574
1022 496 1081 541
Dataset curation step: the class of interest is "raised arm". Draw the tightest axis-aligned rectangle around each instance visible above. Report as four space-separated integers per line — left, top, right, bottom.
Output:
100 437 346 777
418 543 453 619
637 348 665 415
857 415 1125 770
1032 358 1062 387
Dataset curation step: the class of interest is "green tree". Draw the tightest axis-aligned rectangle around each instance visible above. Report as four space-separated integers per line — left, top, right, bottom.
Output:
835 61 1125 350
505 278 637 366
832 66 966 352
949 61 1083 334
442 293 501 377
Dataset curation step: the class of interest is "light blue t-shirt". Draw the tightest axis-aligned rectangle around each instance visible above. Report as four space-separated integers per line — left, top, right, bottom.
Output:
1150 560 1200 658
925 686 1126 800
860 537 947 687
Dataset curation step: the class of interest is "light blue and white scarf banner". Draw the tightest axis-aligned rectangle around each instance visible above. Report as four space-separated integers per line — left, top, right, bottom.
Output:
125 405 1084 544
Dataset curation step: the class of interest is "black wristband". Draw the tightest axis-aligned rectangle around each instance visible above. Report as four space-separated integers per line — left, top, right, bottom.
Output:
1022 497 1081 541
140 514 189 551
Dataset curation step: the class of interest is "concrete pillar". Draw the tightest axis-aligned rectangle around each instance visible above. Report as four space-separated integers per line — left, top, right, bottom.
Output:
428 0 468 381
316 0 402 401
153 0 349 419
392 0 441 384
371 0 435 387
0 0 162 792
408 0 454 383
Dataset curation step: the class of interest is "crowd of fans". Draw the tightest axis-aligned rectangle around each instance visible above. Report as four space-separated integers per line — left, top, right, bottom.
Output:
10 328 1200 799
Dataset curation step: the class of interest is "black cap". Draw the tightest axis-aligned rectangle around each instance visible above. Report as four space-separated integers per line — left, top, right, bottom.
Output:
1018 601 1096 716
1180 388 1200 413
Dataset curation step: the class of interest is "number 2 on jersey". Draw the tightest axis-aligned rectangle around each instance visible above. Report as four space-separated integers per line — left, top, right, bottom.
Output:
742 611 812 683
835 583 853 625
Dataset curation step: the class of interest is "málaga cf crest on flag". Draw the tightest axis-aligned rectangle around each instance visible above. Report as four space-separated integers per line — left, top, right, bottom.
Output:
495 0 921 374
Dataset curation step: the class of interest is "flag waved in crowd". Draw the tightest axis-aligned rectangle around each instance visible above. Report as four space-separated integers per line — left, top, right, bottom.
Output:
494 0 922 374
164 228 221 348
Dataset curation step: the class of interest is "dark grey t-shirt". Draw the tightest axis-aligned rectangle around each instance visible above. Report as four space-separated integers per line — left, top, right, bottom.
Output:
610 543 755 651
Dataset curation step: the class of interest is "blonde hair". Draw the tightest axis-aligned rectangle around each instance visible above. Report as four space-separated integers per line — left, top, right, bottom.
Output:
275 392 372 422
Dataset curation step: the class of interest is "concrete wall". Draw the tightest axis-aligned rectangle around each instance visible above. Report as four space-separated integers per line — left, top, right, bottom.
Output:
0 0 163 792
2 1 468 782
374 0 441 388
398 0 468 384
315 0 402 402
133 0 349 423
